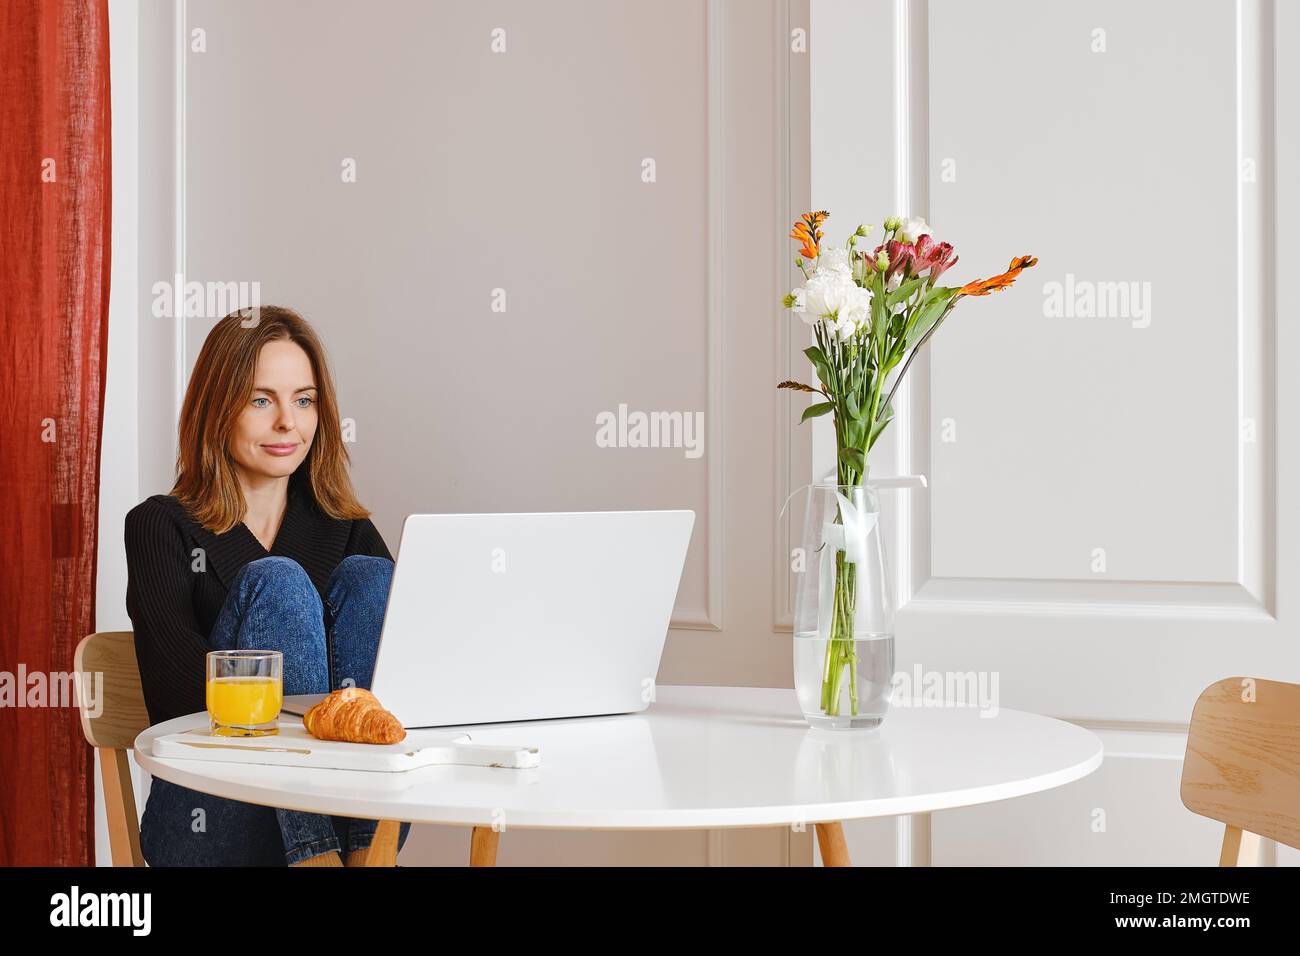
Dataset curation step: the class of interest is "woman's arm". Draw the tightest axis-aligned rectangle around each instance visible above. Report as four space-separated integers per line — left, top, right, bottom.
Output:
124 499 210 726
345 516 393 561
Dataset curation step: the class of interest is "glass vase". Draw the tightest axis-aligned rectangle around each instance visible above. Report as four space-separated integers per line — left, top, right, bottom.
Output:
789 481 895 730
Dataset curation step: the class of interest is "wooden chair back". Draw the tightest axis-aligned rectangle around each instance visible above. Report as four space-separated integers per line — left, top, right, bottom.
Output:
1180 676 1300 864
74 630 150 867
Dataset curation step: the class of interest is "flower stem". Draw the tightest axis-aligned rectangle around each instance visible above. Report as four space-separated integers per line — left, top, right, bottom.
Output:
820 463 868 719
822 537 861 718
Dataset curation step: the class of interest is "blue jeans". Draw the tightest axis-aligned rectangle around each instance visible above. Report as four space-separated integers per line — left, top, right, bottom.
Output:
139 555 412 866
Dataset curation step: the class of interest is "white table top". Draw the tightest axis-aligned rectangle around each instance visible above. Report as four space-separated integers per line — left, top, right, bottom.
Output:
133 685 1103 829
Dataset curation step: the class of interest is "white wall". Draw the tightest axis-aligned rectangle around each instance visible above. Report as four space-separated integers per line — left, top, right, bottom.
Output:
101 0 808 866
96 0 149 867
810 0 1298 866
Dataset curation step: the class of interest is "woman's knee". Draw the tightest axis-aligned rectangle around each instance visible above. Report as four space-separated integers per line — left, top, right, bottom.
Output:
207 557 328 671
328 554 393 593
236 556 314 592
231 557 321 624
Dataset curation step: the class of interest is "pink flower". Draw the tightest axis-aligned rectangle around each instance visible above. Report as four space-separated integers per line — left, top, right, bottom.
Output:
874 240 917 281
914 234 958 281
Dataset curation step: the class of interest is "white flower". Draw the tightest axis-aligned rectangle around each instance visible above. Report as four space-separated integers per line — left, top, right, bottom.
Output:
791 268 873 334
790 281 821 327
886 272 902 292
898 215 930 244
815 246 852 277
829 284 873 340
801 270 855 319
834 314 863 341
840 283 872 326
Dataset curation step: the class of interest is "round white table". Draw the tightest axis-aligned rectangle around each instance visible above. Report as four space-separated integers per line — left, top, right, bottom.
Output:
133 685 1103 866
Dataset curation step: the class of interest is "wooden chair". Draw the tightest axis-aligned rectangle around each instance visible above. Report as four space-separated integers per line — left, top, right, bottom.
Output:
74 630 151 867
1180 676 1300 865
73 630 499 867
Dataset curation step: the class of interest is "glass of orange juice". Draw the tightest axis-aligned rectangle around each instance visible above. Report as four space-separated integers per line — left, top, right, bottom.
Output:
206 650 283 736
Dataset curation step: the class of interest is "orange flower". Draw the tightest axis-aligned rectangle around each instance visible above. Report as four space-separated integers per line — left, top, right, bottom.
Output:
790 210 830 260
959 255 1038 296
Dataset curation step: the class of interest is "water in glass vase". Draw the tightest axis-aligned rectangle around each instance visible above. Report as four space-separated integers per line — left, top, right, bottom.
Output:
794 633 895 730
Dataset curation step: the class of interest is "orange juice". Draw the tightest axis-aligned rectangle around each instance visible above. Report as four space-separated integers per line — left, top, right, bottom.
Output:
206 675 282 734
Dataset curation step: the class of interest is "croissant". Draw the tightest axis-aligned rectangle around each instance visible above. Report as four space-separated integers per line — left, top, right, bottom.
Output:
303 687 406 744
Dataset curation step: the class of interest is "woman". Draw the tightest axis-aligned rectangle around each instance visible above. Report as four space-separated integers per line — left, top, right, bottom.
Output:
124 305 411 866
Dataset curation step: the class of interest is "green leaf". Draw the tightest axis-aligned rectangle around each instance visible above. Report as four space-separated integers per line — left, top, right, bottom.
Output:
803 345 834 390
916 284 961 316
868 402 895 449
846 392 863 420
903 287 961 351
804 345 829 367
886 276 924 308
902 300 942 350
870 286 887 348
838 446 866 473
800 401 835 423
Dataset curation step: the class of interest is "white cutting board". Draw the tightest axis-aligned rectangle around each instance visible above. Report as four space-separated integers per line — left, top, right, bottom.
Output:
151 716 541 772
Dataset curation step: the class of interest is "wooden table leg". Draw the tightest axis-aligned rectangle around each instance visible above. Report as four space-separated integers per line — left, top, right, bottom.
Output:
470 826 500 867
363 820 401 866
815 821 851 866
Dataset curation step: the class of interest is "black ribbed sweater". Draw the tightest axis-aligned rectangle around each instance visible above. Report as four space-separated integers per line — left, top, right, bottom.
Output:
123 469 392 726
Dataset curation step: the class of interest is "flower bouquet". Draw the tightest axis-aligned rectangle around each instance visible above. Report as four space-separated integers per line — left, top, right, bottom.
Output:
780 211 1035 724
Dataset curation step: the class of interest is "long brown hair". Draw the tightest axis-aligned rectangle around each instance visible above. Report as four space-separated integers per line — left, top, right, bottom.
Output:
170 305 370 533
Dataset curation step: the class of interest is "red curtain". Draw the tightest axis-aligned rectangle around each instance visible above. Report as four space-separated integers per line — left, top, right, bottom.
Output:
0 0 111 866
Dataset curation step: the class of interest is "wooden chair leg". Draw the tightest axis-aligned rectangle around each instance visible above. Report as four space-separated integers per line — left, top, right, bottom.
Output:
1219 824 1260 866
363 820 401 866
815 821 851 867
101 748 144 867
470 826 500 867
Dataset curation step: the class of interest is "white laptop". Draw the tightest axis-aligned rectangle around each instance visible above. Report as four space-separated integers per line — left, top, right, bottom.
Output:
283 510 694 728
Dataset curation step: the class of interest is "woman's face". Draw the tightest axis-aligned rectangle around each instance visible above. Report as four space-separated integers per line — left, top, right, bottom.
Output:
229 339 319 485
